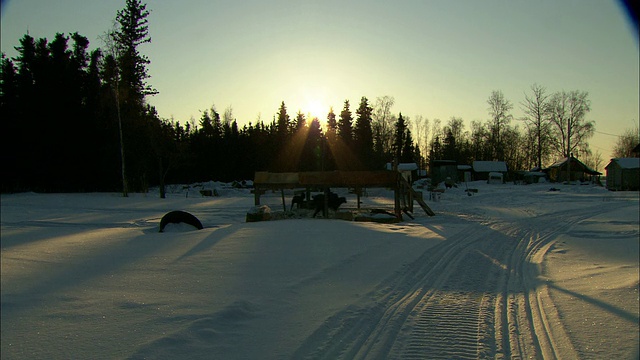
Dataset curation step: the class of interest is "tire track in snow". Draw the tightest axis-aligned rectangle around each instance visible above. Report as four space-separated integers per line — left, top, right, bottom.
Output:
292 201 618 359
292 220 501 359
385 222 514 360
492 202 615 360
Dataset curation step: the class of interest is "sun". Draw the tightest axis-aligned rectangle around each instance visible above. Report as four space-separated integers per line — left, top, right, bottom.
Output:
305 99 327 121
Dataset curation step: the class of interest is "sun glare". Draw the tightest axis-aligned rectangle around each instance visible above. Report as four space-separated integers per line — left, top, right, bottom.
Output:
305 99 327 121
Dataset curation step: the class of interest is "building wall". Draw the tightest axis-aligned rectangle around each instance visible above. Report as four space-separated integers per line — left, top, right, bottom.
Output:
550 168 597 182
606 164 640 191
606 165 620 189
432 165 458 185
621 169 640 190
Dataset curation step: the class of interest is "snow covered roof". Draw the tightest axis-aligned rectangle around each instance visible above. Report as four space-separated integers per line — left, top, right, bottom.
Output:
472 161 507 173
547 158 564 168
385 163 419 171
547 156 601 175
607 158 640 169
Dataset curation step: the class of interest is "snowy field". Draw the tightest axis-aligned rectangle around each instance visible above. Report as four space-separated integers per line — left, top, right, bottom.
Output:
1 181 638 359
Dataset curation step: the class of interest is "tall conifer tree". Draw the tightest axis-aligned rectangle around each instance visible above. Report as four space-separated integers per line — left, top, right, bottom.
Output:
338 100 353 145
354 96 374 169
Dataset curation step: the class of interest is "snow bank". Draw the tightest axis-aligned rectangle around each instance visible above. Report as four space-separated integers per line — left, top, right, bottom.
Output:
1 181 638 358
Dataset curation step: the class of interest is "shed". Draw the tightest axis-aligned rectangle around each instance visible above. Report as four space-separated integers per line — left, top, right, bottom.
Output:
605 158 640 191
458 165 472 183
472 161 507 181
523 171 547 184
545 156 601 182
487 172 504 184
430 160 457 186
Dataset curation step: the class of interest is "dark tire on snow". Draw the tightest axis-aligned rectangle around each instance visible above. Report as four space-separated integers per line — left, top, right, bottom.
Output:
159 210 204 232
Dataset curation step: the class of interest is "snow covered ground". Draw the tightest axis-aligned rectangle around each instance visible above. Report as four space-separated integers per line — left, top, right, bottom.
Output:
1 181 638 359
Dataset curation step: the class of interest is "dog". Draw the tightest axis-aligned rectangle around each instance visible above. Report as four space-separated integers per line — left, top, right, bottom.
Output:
311 193 347 217
291 193 308 211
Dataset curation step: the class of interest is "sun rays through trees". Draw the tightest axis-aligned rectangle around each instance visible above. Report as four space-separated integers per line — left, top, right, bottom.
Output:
0 0 605 193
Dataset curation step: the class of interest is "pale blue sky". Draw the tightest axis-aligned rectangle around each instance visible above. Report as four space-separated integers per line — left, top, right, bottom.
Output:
2 0 638 160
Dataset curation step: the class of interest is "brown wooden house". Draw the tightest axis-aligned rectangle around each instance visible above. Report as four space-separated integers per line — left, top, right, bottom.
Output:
545 156 601 182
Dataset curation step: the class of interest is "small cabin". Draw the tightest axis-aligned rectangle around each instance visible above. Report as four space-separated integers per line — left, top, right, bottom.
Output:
605 158 640 191
472 161 507 181
430 160 458 186
545 156 601 182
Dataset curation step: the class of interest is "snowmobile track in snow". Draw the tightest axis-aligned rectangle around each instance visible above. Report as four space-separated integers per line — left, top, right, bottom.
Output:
293 202 618 359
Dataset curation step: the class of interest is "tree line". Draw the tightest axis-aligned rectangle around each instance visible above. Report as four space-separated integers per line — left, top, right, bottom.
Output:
411 85 601 174
3 0 618 195
0 1 420 194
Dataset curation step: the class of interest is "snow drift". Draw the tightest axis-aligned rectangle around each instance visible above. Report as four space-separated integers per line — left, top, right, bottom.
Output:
1 182 638 359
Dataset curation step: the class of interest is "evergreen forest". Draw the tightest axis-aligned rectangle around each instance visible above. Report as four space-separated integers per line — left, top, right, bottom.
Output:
1 0 603 195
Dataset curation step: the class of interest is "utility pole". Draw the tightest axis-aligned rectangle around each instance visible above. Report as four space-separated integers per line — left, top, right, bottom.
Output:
565 113 572 183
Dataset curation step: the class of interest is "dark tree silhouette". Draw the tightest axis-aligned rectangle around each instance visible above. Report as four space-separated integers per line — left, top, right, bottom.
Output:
487 90 513 161
354 96 375 169
338 100 353 146
393 112 407 161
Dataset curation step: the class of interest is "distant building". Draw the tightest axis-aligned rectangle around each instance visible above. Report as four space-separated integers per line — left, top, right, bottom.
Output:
430 160 457 186
458 165 472 183
523 171 547 184
386 162 419 183
545 156 600 182
605 158 640 191
472 161 508 181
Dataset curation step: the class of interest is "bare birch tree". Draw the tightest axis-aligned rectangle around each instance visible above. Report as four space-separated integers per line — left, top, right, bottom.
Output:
372 95 395 156
487 90 513 161
547 90 594 159
223 105 234 125
612 125 639 158
412 114 430 168
520 84 551 168
100 24 128 197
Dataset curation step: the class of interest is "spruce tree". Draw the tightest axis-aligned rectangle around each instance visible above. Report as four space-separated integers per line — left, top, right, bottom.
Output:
276 101 290 138
354 96 374 169
0 55 20 191
301 117 323 171
294 110 306 131
114 0 156 104
338 100 353 145
402 128 416 163
109 0 158 193
325 107 338 170
326 107 337 141
393 113 407 162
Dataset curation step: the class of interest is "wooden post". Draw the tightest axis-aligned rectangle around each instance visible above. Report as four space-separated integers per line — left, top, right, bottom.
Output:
254 187 261 205
394 174 402 219
408 185 414 213
281 189 286 212
323 187 329 218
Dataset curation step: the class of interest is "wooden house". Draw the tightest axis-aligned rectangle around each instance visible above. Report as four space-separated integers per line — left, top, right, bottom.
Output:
545 156 600 182
605 158 640 191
